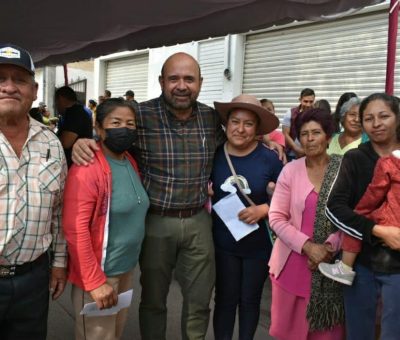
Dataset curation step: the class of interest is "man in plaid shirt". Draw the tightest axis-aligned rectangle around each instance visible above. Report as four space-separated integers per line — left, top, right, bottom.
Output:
0 44 67 340
73 52 222 339
73 52 283 339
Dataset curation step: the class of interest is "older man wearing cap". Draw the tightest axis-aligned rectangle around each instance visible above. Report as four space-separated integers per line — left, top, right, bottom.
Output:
0 44 67 340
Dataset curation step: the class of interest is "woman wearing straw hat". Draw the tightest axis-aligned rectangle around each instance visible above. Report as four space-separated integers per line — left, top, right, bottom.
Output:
211 94 283 339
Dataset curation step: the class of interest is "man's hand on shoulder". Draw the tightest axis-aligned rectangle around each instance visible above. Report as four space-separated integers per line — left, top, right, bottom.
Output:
71 139 99 166
263 140 287 164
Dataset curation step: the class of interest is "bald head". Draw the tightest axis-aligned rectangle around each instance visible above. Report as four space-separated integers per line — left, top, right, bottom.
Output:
158 52 203 119
161 52 201 79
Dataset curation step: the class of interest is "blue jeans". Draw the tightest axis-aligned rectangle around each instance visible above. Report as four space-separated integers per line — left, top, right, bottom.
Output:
213 250 268 340
344 263 400 340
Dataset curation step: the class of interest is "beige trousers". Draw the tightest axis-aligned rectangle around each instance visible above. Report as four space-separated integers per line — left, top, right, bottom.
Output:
71 270 134 340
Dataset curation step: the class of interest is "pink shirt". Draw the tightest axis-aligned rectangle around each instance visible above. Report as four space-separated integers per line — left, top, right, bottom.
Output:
269 130 285 147
273 191 318 298
268 157 342 278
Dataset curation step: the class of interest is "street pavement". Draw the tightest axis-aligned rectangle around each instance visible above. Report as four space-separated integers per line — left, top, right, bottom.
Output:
47 267 273 339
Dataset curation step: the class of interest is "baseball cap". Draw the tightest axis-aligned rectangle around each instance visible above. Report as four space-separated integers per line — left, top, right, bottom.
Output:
0 44 35 75
124 90 134 97
39 102 46 107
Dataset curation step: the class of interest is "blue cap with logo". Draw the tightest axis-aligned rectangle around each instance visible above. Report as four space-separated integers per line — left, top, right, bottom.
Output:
0 43 35 75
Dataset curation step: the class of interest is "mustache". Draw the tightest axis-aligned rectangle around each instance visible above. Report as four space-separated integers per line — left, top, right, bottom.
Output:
172 90 191 96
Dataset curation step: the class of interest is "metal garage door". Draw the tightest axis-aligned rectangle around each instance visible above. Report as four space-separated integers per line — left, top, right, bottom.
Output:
243 7 400 120
198 38 225 106
106 53 149 102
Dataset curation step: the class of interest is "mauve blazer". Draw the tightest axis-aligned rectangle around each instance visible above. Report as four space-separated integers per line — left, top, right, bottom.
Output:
268 157 342 278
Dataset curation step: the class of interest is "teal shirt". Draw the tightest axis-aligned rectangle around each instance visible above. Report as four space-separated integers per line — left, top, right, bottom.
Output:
104 156 149 276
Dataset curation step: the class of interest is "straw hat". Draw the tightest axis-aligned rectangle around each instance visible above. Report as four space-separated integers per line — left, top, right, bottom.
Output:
214 94 279 135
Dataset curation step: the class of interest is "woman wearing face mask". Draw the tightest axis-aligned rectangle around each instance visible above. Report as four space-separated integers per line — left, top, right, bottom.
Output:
63 98 149 340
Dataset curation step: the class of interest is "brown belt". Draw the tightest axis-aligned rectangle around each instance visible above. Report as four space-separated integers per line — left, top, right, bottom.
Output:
149 206 203 218
0 253 48 278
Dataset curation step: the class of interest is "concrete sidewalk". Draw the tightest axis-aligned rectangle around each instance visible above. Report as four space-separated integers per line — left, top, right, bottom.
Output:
47 267 273 339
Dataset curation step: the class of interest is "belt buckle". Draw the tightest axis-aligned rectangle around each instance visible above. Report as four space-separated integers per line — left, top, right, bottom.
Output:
0 266 15 278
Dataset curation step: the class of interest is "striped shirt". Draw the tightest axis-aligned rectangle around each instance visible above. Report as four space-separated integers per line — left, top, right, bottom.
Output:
133 96 225 211
0 117 67 267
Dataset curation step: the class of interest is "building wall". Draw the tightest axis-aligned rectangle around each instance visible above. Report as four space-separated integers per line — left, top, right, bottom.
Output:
94 36 245 105
242 3 396 120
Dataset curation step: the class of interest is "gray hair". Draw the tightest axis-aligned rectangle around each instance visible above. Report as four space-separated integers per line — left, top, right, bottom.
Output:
340 97 361 120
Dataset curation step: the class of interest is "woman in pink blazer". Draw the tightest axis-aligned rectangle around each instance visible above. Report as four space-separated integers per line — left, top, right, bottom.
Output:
268 108 344 340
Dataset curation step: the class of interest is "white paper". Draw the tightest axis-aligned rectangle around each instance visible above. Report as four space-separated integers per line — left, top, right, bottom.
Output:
213 193 259 241
80 289 133 317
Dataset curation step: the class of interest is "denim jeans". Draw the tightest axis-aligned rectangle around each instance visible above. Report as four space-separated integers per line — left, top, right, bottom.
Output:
213 250 268 340
344 263 400 340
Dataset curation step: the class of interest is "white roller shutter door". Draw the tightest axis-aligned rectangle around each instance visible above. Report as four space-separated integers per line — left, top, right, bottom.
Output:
243 9 400 120
198 38 225 106
106 53 149 102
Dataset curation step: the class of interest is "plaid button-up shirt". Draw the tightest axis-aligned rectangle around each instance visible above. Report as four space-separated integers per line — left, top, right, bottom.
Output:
133 96 225 211
0 117 67 267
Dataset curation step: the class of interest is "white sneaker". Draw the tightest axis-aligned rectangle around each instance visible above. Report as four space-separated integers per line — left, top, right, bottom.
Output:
318 260 356 285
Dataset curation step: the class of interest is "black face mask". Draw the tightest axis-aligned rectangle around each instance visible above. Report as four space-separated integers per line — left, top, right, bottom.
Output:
103 127 137 154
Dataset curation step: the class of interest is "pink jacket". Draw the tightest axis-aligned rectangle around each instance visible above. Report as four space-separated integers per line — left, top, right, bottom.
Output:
62 145 140 291
268 157 341 278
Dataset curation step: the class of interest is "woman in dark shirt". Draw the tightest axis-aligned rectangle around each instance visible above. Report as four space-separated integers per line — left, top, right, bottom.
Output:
211 94 283 340
326 93 400 340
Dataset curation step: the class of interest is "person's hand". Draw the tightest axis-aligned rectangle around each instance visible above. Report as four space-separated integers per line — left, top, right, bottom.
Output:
89 283 118 310
267 181 276 197
264 140 286 163
306 243 335 271
324 242 335 253
50 267 67 300
238 204 269 225
372 225 400 250
307 258 318 271
302 241 333 265
208 182 214 196
71 139 99 166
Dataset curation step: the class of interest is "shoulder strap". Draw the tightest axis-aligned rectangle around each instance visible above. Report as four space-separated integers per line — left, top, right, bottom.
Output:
223 142 255 206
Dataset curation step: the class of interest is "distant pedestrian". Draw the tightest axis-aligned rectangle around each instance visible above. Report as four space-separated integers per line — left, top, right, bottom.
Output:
55 86 93 166
88 99 97 127
332 92 357 133
104 89 111 99
124 90 138 104
260 98 285 148
282 88 315 161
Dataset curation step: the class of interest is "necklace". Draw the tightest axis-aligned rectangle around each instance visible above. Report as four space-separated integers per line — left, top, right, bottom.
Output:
126 163 141 205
